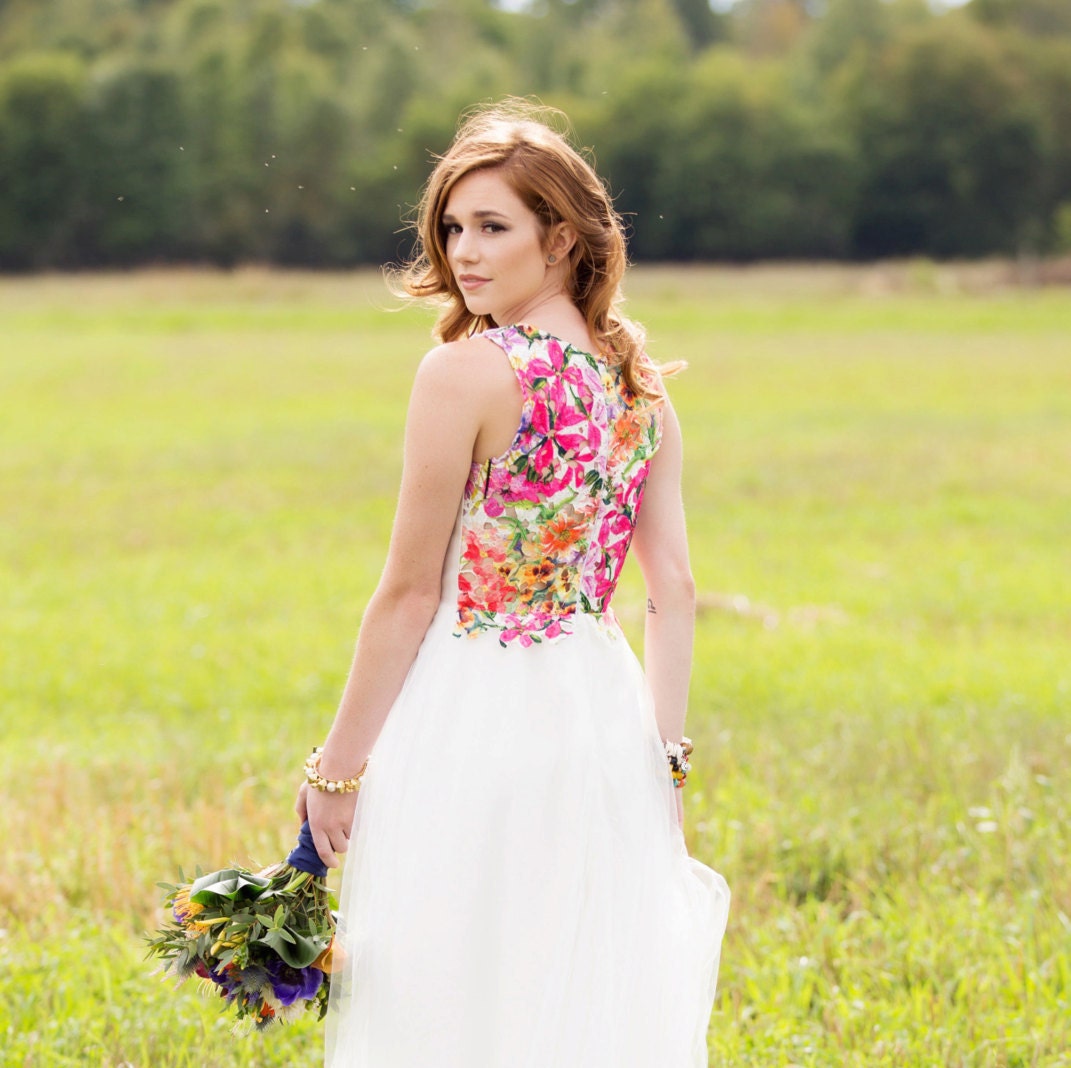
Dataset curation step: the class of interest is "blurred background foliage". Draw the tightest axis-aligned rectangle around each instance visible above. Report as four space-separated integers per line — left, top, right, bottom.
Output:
0 0 1069 268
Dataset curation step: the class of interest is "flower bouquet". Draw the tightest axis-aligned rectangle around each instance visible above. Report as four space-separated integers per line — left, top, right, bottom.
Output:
146 821 338 1031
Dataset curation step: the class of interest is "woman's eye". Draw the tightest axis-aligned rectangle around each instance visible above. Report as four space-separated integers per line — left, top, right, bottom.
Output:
443 221 505 236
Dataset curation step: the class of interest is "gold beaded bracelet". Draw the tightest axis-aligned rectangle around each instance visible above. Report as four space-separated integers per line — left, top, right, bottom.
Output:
304 746 369 794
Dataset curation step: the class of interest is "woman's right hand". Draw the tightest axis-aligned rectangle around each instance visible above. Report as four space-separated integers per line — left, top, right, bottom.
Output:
303 786 358 870
294 780 310 823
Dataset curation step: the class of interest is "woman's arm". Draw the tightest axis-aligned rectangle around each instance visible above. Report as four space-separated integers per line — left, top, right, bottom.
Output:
629 399 696 794
299 339 514 868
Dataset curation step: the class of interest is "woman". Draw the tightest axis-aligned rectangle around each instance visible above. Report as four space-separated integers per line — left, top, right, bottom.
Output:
297 101 729 1067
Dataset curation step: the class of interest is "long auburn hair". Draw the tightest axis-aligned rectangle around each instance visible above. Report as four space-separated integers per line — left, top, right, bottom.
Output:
399 100 671 402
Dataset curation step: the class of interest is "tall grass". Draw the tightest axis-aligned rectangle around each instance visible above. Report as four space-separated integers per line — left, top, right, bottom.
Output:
1 264 1068 1066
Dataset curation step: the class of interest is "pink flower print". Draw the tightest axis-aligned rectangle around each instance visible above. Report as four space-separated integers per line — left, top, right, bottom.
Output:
457 572 478 611
603 535 630 574
563 364 587 392
454 325 660 646
596 513 632 550
485 578 516 613
506 470 544 502
541 468 577 498
528 406 598 481
530 374 570 436
622 468 649 510
461 563 516 614
487 464 515 495
584 566 617 607
462 527 506 566
531 436 556 479
530 393 551 439
461 531 481 564
567 366 598 410
525 336 567 381
551 405 597 461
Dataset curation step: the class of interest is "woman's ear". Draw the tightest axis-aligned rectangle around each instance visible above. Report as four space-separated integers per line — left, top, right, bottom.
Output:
546 222 578 263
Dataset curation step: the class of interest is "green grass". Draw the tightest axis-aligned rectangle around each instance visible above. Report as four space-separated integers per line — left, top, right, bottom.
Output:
1 264 1069 1066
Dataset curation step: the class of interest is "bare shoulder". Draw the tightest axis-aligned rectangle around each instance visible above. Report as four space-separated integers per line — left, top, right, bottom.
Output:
659 392 681 434
419 336 509 376
651 390 681 447
415 336 518 403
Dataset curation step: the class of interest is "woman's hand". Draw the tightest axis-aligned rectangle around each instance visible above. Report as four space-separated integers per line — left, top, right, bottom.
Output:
295 782 358 870
294 780 309 823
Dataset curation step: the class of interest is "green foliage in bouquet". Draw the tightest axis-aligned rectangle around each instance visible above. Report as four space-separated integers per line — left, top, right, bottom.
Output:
146 848 339 1032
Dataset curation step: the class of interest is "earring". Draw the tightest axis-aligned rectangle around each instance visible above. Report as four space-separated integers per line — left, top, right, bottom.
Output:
547 254 557 264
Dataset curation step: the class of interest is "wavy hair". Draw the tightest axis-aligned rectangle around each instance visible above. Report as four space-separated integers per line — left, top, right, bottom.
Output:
399 100 673 402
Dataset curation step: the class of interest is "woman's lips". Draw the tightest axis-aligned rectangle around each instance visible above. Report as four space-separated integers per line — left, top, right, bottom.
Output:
458 275 490 291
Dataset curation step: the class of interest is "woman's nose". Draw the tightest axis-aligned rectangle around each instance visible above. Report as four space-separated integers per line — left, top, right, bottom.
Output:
452 229 476 263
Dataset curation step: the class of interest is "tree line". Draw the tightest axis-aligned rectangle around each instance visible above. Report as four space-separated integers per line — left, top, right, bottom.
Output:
0 0 1068 268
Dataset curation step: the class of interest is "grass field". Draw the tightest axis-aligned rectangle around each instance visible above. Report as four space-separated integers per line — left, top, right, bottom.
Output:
1 263 1069 1067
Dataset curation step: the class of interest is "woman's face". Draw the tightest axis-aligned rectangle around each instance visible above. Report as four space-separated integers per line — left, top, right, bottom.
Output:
441 168 555 325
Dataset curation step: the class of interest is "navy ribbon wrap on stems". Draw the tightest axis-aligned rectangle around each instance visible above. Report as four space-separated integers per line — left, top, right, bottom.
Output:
286 820 328 878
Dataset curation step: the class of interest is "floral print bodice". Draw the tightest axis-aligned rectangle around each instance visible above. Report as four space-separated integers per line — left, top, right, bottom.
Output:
453 324 662 647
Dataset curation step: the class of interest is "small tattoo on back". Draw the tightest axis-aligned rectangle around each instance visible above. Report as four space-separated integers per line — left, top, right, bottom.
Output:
647 598 657 614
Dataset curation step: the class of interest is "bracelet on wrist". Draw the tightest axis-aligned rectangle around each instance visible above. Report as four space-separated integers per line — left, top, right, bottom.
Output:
304 746 369 794
663 737 693 789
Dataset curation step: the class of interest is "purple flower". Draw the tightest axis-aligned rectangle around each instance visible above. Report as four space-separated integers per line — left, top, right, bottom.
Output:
196 960 241 998
265 959 324 1006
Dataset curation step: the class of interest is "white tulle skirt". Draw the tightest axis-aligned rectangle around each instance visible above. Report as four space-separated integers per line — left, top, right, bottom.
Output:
325 591 729 1068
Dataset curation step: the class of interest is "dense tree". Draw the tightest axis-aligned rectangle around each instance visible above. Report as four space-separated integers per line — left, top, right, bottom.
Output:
731 0 813 56
0 0 1067 266
1022 39 1071 248
842 18 1046 256
0 52 89 268
969 0 1071 37
83 61 193 262
590 54 856 259
803 0 890 78
671 0 728 51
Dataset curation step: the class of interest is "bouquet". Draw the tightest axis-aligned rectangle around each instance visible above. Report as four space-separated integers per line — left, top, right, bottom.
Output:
146 821 339 1031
